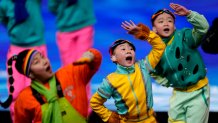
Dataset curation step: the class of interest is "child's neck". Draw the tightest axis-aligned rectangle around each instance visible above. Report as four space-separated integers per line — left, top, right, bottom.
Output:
162 31 175 44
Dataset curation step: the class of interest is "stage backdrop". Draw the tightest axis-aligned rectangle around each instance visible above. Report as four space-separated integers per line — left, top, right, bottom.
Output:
1 0 218 111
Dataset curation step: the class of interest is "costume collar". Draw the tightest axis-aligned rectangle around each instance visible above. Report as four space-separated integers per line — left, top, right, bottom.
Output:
115 64 135 74
162 30 175 44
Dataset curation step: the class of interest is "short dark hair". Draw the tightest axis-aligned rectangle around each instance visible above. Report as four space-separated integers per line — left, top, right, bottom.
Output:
151 9 175 26
109 39 136 55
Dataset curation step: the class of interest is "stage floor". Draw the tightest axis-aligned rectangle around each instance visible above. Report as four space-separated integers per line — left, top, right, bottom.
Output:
1 111 218 123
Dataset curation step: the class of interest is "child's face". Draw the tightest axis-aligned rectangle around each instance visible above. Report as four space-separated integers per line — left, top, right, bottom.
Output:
152 13 175 38
29 52 53 82
111 43 135 67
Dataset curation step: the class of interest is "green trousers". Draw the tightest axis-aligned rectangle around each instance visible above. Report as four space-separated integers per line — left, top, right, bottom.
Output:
168 84 210 123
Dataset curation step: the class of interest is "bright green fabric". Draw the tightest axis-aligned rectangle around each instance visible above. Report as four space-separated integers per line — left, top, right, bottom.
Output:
155 11 209 89
42 97 87 123
31 76 62 123
31 76 87 123
168 84 210 123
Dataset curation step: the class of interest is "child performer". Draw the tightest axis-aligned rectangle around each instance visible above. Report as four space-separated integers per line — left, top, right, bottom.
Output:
124 3 210 123
90 21 166 123
0 48 102 123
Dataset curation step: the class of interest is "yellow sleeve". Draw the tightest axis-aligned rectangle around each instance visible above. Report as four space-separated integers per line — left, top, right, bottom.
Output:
133 23 166 69
146 31 166 69
90 92 112 122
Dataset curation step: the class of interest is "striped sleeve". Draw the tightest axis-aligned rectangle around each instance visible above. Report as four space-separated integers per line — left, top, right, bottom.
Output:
97 78 113 99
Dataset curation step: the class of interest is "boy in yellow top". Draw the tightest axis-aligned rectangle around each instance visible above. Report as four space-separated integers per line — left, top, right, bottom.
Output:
90 21 166 123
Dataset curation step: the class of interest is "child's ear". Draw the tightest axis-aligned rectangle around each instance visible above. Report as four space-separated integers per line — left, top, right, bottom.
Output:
111 55 117 62
152 27 157 33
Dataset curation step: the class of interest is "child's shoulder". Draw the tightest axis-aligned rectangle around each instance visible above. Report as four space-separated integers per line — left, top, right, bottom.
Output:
107 72 118 79
174 28 192 37
16 86 35 102
176 28 191 33
106 72 123 83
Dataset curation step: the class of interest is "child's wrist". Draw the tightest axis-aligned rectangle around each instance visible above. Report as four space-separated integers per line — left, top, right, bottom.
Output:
186 10 191 16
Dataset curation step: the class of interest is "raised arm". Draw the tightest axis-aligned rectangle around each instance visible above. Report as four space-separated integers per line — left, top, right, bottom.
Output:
122 21 166 69
70 48 102 85
170 3 209 47
73 48 102 72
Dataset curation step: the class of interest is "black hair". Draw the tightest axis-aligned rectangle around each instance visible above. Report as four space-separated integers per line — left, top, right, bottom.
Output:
151 9 175 26
0 49 30 108
109 39 136 56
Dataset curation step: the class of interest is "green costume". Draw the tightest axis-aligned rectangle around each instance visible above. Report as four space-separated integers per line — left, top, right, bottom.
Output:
153 11 210 123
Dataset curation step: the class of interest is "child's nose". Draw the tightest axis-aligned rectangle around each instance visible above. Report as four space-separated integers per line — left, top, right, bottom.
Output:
127 50 131 54
43 59 48 65
164 21 169 25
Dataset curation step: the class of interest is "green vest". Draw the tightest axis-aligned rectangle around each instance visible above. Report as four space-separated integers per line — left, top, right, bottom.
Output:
156 29 206 88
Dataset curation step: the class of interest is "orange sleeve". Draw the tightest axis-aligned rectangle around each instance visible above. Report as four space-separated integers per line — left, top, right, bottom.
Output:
55 48 102 117
134 23 150 40
71 48 102 85
14 87 42 123
86 48 102 80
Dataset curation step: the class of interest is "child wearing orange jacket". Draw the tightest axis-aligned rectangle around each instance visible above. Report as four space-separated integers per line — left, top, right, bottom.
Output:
0 48 102 123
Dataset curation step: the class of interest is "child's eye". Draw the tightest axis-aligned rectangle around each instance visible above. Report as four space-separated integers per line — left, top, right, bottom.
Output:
159 21 163 23
33 60 39 65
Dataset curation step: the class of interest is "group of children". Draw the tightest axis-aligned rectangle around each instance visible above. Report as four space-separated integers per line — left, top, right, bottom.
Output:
0 2 214 123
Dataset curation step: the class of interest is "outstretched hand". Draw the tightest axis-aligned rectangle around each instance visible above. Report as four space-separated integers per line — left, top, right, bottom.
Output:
121 20 140 34
73 51 94 65
170 3 190 16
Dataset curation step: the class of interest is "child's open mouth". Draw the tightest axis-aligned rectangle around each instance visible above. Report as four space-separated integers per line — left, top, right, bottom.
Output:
163 28 170 33
46 66 51 72
126 56 133 63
